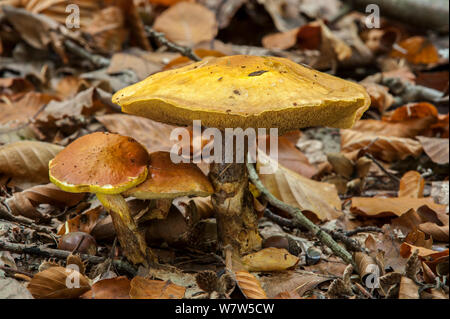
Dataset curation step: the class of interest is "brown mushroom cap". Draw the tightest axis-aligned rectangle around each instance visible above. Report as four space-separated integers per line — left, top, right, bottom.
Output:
124 151 213 199
112 55 370 133
49 132 149 194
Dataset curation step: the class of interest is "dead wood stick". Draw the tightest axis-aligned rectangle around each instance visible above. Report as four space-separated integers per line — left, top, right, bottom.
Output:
0 204 54 234
145 26 201 62
363 153 400 184
246 157 355 266
63 39 110 68
0 240 137 276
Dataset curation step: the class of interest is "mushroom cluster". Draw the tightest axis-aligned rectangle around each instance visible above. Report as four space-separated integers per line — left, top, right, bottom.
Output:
113 55 370 255
49 132 213 264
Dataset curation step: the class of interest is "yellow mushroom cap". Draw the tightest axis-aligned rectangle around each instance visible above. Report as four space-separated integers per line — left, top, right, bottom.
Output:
123 151 213 199
112 55 370 133
49 132 149 194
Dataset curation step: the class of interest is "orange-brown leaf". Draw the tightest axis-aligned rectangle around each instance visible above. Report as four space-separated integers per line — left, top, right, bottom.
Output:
234 271 267 299
416 136 449 164
398 171 424 198
390 36 439 64
129 276 185 299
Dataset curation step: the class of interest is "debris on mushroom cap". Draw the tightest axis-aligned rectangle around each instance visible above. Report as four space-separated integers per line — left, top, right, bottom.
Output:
112 55 370 133
49 132 149 194
123 151 213 199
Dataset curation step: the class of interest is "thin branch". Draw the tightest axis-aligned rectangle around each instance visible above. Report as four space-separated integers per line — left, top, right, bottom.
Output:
145 26 201 62
63 39 110 68
364 153 400 184
0 240 137 276
246 156 355 266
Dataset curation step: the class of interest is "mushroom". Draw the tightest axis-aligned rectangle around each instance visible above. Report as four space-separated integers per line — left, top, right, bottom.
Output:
124 151 213 200
112 55 370 254
49 132 150 264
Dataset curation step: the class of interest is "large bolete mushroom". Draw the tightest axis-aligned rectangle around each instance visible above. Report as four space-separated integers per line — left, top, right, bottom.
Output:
112 55 370 254
49 132 150 264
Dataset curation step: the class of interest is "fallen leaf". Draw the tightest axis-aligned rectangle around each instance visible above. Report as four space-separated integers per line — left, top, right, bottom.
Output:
0 92 56 127
260 270 331 298
234 271 267 299
5 183 85 220
241 247 299 272
360 82 394 114
57 206 103 235
0 140 63 188
351 197 447 218
163 49 226 70
0 278 33 299
257 0 306 32
398 171 424 198
398 276 419 299
416 136 449 164
262 28 299 50
129 276 185 299
257 151 342 222
400 243 448 259
81 277 131 299
27 266 90 299
153 2 218 47
96 113 184 153
340 129 423 162
391 36 439 65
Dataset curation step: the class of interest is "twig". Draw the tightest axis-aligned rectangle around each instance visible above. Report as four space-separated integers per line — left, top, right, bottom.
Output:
0 241 137 276
0 265 34 278
246 156 355 266
145 26 201 62
263 208 298 228
322 228 363 252
363 153 400 184
0 204 54 234
63 39 110 68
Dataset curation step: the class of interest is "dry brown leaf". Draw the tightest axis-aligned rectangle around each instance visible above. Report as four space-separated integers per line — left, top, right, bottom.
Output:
0 141 63 187
383 102 438 123
107 52 163 80
340 129 423 162
57 206 103 235
96 114 182 154
398 276 419 299
149 0 192 6
55 76 89 100
354 252 379 283
27 266 90 299
351 197 447 218
400 243 449 259
84 6 127 53
0 92 56 127
257 0 305 32
262 135 318 178
350 119 430 139
257 151 341 222
129 276 185 299
391 36 439 65
241 248 299 272
398 171 424 198
360 82 394 114
153 2 218 47
260 271 331 298
0 77 34 95
262 28 299 50
416 136 449 165
39 87 113 123
5 183 84 220
234 271 267 299
81 277 130 299
404 229 432 249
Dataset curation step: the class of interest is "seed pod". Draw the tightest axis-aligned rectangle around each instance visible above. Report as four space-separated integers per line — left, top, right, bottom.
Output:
58 232 97 255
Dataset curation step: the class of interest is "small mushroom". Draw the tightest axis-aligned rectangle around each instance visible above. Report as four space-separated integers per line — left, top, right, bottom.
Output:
124 151 213 199
112 55 370 255
49 132 150 264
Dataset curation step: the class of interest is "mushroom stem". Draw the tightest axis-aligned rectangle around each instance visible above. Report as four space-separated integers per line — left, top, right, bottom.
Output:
96 193 150 265
209 135 261 254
